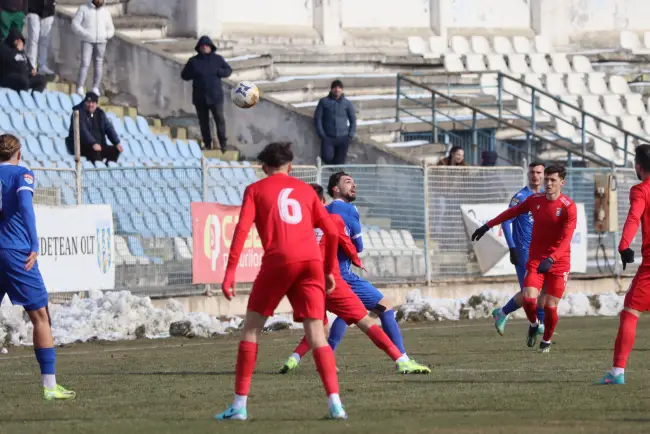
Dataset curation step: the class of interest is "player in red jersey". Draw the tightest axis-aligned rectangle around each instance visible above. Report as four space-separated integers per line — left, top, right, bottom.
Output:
472 164 577 353
596 144 650 385
215 142 347 421
279 184 431 375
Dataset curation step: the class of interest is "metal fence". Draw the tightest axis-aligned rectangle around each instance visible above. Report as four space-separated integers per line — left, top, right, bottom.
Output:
27 162 636 296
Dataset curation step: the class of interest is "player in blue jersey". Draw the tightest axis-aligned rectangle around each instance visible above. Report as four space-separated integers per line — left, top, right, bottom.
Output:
0 135 76 401
322 172 430 372
491 161 546 337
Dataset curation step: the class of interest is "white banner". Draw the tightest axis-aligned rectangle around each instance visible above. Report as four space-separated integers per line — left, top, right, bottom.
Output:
35 205 115 292
461 203 588 276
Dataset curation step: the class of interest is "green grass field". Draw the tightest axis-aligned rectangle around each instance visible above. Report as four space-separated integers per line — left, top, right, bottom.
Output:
1 316 650 434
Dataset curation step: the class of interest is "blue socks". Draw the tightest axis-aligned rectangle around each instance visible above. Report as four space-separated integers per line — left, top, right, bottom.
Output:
378 309 406 354
34 347 56 375
327 317 348 351
502 296 521 316
537 306 545 323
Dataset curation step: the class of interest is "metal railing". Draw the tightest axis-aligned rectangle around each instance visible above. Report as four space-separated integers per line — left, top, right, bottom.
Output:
30 162 635 296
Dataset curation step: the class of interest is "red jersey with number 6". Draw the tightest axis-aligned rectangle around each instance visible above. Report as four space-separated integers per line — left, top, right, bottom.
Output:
225 173 338 276
487 193 577 270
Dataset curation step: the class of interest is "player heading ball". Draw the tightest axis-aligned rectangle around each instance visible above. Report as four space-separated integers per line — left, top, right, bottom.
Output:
472 164 577 353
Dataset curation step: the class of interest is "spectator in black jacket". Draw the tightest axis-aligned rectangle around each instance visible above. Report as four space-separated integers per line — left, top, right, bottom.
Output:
0 27 46 92
0 0 27 41
26 0 56 75
181 35 232 152
65 92 122 165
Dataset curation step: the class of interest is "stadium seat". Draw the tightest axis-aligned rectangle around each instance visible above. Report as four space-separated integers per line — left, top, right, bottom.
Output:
136 116 153 137
450 36 470 54
24 113 40 135
367 230 391 257
486 55 509 73
46 92 64 114
0 111 15 132
139 139 156 157
229 161 249 183
39 136 60 160
428 36 447 58
188 140 202 159
559 95 581 120
581 95 605 117
603 95 625 117
48 113 68 136
550 54 572 74
165 190 182 209
225 185 241 205
522 73 543 90
529 54 551 75
20 91 38 111
572 55 594 74
609 76 632 95
10 112 27 133
534 35 553 54
506 54 529 74
213 186 230 204
624 94 646 116
0 92 10 110
110 116 128 138
25 135 42 155
36 112 55 135
58 93 74 113
161 137 181 159
466 54 487 72
587 74 610 95
620 30 650 53
470 36 491 54
150 139 168 158
620 116 645 139
503 77 524 98
444 54 464 73
513 36 532 54
493 36 513 54
33 91 49 111
556 121 582 143
8 90 25 110
240 161 258 182
567 74 589 95
117 236 149 265
545 74 568 97
407 36 428 56
124 116 142 138
538 95 560 117
174 237 192 260
175 139 192 158
516 98 533 118
599 115 622 139
480 74 498 97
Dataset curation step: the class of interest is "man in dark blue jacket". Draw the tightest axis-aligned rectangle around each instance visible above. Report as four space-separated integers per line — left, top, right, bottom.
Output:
314 80 356 165
65 92 122 165
181 35 232 152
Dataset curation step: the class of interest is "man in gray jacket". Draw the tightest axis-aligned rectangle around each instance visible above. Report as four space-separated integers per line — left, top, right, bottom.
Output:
314 80 356 165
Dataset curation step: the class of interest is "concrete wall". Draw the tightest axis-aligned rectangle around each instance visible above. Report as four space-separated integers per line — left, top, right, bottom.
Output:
449 0 530 29
128 0 220 37
341 0 430 28
221 0 313 27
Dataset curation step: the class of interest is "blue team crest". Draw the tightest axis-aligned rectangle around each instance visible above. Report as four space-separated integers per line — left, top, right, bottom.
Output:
96 225 113 274
556 208 562 217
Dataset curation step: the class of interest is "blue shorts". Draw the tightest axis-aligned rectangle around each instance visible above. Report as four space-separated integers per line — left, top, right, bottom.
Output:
0 249 48 311
341 273 384 310
515 249 529 290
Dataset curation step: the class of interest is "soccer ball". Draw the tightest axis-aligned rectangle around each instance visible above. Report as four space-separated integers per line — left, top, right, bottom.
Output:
231 81 260 109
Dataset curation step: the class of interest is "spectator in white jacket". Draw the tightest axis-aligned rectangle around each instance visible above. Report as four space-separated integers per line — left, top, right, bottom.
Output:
71 0 114 96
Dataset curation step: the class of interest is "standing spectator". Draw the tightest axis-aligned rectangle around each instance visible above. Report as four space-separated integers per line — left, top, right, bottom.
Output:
26 0 56 75
65 92 122 165
481 150 498 167
71 0 114 96
0 0 27 41
0 28 46 92
437 145 467 166
314 80 356 165
181 35 232 152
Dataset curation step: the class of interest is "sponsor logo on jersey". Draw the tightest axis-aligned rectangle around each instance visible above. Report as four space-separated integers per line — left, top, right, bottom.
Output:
23 174 34 185
510 197 520 206
556 208 562 216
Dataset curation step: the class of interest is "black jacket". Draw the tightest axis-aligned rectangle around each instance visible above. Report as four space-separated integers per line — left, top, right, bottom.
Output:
181 36 232 106
28 0 56 18
65 102 120 154
0 0 27 12
0 28 32 80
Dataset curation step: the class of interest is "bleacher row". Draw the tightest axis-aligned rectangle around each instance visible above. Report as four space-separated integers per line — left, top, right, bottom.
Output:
1 88 423 274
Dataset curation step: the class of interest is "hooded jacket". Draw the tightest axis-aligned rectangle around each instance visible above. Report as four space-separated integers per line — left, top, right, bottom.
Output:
71 0 114 43
28 0 56 18
65 102 120 154
0 0 27 12
314 92 356 139
0 28 32 80
180 36 232 106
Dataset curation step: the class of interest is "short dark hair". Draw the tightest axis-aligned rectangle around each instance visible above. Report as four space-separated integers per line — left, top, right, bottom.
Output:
635 144 650 172
331 80 343 89
327 171 349 197
310 183 325 201
544 164 567 180
257 142 294 168
529 161 545 168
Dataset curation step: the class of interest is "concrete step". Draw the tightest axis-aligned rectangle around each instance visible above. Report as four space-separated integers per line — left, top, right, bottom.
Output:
203 149 240 162
57 0 127 16
113 15 168 40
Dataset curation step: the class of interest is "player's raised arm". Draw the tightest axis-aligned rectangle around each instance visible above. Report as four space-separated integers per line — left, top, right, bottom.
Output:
222 187 256 299
472 198 531 241
548 201 578 263
348 208 364 253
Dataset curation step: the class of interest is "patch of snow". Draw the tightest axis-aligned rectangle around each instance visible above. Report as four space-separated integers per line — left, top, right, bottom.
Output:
357 113 518 126
143 38 182 44
293 92 480 108
385 140 430 148
226 54 264 62
256 73 394 84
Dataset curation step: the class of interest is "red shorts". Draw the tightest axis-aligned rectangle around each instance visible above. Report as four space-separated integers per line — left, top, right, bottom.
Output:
523 263 569 298
248 260 325 322
624 265 650 311
325 277 368 325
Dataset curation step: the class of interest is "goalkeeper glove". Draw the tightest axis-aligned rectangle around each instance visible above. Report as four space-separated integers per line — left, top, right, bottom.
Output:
537 257 554 273
620 248 635 271
471 224 490 242
509 248 519 266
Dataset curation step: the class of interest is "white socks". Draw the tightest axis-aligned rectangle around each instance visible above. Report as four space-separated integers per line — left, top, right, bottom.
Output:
611 367 625 376
42 374 56 390
290 353 301 363
396 354 409 363
233 394 247 410
328 393 342 409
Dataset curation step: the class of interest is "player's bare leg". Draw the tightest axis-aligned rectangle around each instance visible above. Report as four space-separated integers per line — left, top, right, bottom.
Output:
521 286 541 347
28 307 76 400
538 294 560 353
304 317 347 419
595 307 641 385
216 310 266 421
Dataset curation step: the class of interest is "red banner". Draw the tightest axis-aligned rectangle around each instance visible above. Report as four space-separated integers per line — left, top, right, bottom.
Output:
191 202 264 284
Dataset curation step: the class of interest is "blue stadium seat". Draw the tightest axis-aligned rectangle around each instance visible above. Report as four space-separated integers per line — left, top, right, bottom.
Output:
143 212 165 237
229 161 249 183
188 188 201 203
208 166 226 185
0 92 11 109
57 160 73 168
161 137 180 159
156 212 175 237
39 136 60 160
100 187 116 206
107 161 119 168
176 140 192 158
8 90 25 110
150 139 168 158
148 169 168 187
87 186 103 203
129 215 154 238
53 138 70 157
62 187 76 205
115 212 135 233
48 113 68 136
240 161 258 182
136 116 153 137
218 161 235 183
175 187 191 206
124 117 142 138
160 168 177 186
111 186 130 207
125 139 145 158
165 190 182 209
82 160 94 169
167 211 190 237
33 92 49 111
139 139 155 157
225 186 241 205
46 93 64 114
109 116 127 138
10 112 27 133
237 184 247 197
62 114 71 130
25 135 42 155
58 93 74 113
37 113 55 135
35 170 52 188
71 94 82 105
127 187 143 206
184 158 201 167
20 91 38 111
0 111 15 133
24 114 40 135
213 187 230 204
82 188 91 204
188 140 202 159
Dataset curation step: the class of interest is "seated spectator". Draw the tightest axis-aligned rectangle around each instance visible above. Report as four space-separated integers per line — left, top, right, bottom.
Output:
437 145 468 166
65 92 122 165
0 27 46 92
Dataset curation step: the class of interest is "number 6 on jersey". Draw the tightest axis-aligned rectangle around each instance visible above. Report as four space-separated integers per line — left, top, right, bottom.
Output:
278 188 302 224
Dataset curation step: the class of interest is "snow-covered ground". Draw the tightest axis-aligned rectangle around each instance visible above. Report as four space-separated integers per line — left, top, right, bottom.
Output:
0 289 625 349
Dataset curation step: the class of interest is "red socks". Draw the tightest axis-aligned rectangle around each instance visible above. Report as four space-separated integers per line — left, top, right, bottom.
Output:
313 345 340 395
614 310 639 369
293 336 311 358
522 297 538 324
234 341 258 396
542 306 558 342
366 324 402 361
